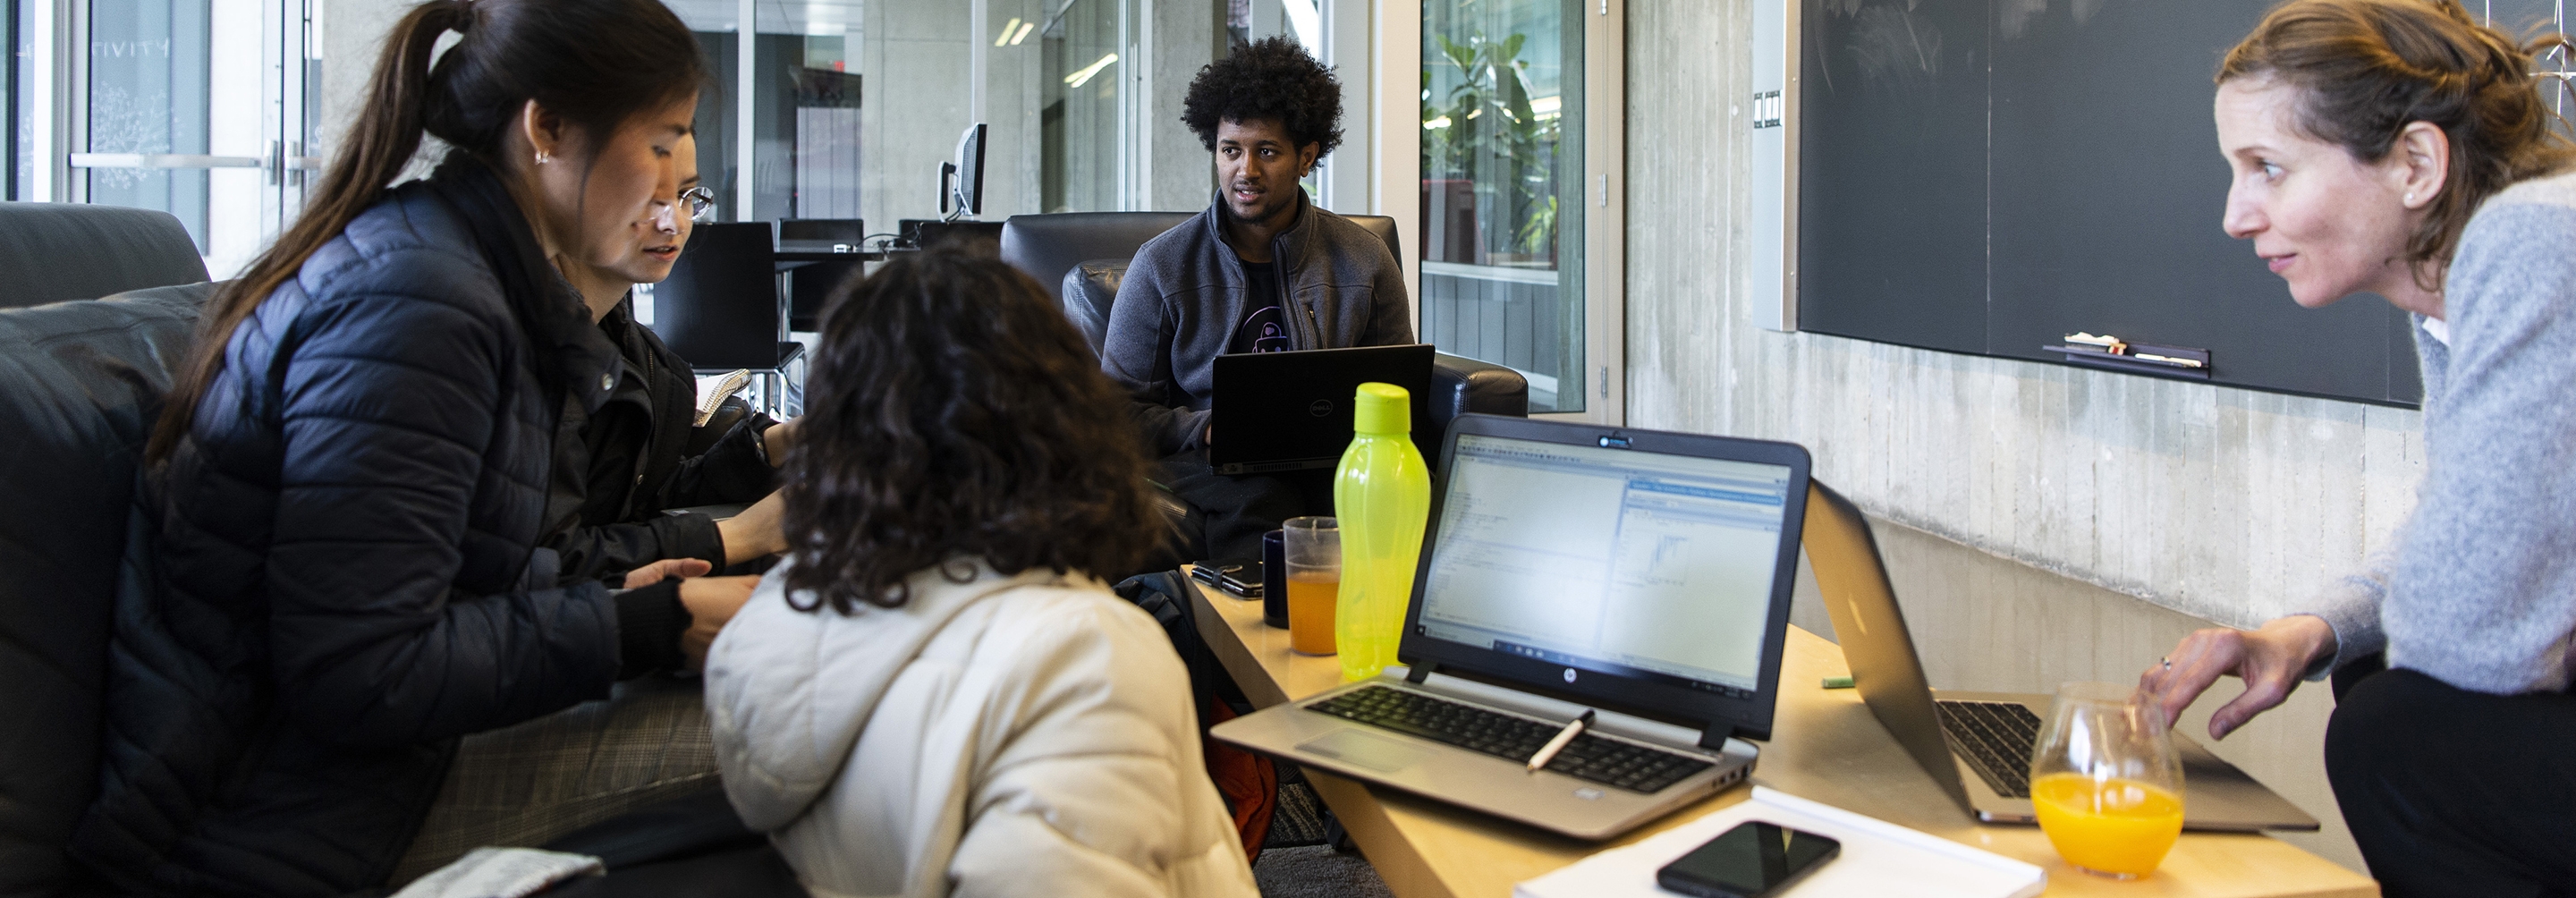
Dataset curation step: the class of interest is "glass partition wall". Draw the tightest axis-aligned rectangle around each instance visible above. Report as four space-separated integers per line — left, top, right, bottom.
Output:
16 0 317 277
1421 0 1584 413
663 0 1154 232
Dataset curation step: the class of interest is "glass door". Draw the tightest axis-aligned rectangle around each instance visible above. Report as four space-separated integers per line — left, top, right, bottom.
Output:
69 0 316 277
1420 0 1587 414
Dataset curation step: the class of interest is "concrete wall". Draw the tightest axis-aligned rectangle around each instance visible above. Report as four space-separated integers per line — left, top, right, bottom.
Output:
318 0 406 170
1146 0 1221 210
1624 0 2425 631
859 3 972 228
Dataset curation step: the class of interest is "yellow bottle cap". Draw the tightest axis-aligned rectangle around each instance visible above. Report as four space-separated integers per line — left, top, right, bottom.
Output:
1352 382 1411 435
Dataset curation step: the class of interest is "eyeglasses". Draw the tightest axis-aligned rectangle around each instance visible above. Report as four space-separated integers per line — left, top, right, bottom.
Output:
676 185 716 223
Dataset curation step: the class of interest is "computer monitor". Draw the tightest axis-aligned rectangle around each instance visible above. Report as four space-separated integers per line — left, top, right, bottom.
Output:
940 123 987 219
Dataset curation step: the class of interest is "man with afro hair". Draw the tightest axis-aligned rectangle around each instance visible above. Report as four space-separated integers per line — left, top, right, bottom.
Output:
1101 36 1413 560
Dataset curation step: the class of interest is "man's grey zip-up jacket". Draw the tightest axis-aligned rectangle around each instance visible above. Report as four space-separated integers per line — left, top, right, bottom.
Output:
1101 190 1413 457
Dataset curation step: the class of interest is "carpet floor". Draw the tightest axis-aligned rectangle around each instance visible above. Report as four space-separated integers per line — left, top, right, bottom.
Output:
1253 845 1394 898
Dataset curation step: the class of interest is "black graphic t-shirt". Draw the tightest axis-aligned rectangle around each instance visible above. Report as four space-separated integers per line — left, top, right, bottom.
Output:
1230 259 1291 353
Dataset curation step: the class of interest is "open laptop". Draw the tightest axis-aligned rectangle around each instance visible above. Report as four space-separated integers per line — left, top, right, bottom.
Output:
1801 479 2319 832
1211 414 1812 840
1208 344 1433 475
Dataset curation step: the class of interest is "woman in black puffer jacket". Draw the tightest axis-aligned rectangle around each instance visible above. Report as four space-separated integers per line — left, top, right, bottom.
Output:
71 1 763 894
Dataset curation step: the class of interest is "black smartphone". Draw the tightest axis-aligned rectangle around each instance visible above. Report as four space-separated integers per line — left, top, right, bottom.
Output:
1653 821 1841 898
1190 559 1264 598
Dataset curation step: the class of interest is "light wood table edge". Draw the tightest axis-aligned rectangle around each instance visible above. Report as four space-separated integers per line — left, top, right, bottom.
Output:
1183 572 2377 898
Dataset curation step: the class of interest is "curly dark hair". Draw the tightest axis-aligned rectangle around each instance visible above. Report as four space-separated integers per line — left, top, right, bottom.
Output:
1182 35 1344 157
780 250 1166 614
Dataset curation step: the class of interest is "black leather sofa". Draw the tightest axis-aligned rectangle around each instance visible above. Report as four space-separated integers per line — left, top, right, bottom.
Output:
996 210 1532 455
0 202 214 898
0 206 792 898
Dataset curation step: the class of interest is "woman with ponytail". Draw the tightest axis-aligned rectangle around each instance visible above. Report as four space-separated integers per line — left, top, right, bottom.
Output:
71 0 764 893
2138 1 2576 892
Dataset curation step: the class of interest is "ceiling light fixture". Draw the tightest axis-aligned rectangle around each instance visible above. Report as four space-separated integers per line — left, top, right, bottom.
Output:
1064 52 1117 88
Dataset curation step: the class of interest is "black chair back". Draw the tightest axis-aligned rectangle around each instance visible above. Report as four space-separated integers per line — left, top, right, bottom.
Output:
776 218 864 243
998 212 1196 304
0 203 210 309
787 261 862 334
1343 215 1403 274
651 222 784 370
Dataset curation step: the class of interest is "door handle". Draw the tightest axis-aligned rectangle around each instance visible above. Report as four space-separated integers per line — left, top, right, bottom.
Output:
68 153 263 168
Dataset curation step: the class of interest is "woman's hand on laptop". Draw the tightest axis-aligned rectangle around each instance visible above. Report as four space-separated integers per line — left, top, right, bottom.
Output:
2139 614 2337 741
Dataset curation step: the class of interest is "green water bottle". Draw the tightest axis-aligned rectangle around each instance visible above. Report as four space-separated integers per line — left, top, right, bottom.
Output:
1334 382 1431 682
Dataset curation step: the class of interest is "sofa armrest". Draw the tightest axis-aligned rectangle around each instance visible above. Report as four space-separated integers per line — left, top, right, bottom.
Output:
1427 352 1529 453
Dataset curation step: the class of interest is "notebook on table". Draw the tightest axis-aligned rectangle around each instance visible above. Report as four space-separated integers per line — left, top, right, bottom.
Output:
1211 414 1812 840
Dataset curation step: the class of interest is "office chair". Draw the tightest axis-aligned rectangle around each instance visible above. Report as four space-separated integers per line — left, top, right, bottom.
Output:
648 221 803 417
777 219 869 333
777 218 865 244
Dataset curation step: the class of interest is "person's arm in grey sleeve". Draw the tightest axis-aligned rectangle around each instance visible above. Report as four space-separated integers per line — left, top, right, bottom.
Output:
2381 202 2576 694
1100 258 1208 455
2297 547 2392 681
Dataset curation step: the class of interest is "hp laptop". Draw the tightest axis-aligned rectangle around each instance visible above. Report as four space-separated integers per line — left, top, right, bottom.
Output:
1801 479 2319 832
1211 415 1812 840
1208 344 1433 475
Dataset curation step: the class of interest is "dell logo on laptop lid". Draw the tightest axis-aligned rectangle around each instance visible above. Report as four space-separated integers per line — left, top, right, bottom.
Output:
1563 667 1578 683
1309 399 1334 417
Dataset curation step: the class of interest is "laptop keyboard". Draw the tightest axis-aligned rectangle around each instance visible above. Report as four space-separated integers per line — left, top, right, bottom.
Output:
1305 685 1715 793
1936 699 2044 799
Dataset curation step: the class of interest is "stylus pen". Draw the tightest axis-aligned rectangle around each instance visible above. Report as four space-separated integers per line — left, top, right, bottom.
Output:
1527 709 1596 772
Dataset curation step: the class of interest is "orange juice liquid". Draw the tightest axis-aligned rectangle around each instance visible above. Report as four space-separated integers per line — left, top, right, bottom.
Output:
2030 773 2184 877
1287 572 1339 656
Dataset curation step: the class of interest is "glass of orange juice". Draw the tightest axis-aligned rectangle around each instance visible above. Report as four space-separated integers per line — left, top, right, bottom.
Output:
2029 681 2184 879
1283 516 1340 656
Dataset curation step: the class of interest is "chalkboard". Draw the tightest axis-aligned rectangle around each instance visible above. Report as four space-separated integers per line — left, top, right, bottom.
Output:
1785 0 2576 407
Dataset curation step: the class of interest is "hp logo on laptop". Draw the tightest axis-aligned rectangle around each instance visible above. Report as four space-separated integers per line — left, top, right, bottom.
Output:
1308 399 1334 418
1563 668 1578 683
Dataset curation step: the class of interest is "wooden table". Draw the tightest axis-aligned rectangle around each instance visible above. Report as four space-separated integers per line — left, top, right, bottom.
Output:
1187 577 2378 898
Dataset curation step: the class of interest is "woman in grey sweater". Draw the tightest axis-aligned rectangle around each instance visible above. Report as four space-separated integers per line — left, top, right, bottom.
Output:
2142 2 2576 894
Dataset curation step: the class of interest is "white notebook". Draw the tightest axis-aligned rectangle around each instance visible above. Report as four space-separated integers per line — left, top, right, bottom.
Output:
1513 786 2046 898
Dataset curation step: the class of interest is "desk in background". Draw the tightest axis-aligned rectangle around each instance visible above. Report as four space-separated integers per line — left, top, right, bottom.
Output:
1184 573 2377 898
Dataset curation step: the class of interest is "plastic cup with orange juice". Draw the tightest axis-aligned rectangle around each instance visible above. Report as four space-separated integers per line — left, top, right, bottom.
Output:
1284 516 1339 656
2029 681 2184 879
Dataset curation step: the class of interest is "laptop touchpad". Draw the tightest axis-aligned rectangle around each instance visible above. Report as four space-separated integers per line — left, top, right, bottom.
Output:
1298 729 1428 773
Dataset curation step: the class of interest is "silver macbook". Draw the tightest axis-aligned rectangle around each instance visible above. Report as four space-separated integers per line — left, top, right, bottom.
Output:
1801 479 2319 832
1210 415 1813 840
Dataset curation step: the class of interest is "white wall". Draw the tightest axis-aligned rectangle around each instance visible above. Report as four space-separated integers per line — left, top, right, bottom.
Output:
1626 0 2424 631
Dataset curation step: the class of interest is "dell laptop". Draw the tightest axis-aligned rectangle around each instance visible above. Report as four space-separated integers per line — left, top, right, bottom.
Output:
1211 414 1812 840
1801 479 2319 832
1208 344 1433 475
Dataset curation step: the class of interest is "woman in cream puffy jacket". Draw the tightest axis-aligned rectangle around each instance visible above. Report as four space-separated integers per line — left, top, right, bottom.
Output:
702 250 1258 898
